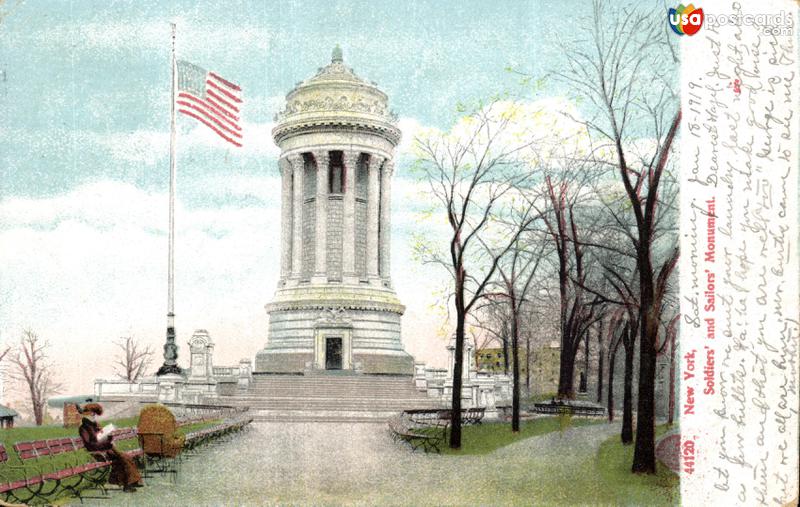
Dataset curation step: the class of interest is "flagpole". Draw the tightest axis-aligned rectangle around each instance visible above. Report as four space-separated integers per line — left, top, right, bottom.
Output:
169 22 176 326
158 22 181 376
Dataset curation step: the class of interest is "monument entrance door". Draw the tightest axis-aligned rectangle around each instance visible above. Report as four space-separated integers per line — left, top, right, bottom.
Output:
312 308 353 371
325 337 343 370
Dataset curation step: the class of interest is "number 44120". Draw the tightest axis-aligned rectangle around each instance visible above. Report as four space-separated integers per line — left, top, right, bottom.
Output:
682 438 696 475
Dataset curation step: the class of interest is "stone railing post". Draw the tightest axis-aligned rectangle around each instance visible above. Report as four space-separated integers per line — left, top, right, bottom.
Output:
238 358 252 391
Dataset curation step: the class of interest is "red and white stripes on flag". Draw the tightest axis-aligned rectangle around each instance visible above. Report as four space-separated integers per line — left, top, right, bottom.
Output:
176 60 242 147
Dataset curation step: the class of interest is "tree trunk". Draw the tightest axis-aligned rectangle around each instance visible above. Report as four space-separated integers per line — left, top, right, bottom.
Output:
632 329 657 472
607 342 617 422
28 364 43 426
668 330 676 426
596 320 604 403
621 337 634 444
33 396 43 426
449 269 466 450
632 274 658 473
597 351 605 404
502 326 510 375
557 350 576 399
584 329 590 383
511 298 520 432
525 328 531 396
554 210 572 400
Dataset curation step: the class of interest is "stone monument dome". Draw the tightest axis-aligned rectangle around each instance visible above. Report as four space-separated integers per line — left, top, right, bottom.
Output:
255 46 413 375
272 45 400 147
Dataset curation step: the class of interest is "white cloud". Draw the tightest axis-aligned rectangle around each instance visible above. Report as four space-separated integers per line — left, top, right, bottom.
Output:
395 98 592 168
0 180 276 388
0 176 451 397
0 181 164 230
396 117 427 157
85 120 279 166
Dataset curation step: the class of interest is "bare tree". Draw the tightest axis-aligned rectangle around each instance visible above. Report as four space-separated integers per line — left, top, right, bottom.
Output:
542 175 605 399
415 101 539 449
519 292 553 395
607 306 637 444
557 1 680 473
114 336 154 382
10 330 62 426
595 318 605 403
606 323 622 422
483 233 547 432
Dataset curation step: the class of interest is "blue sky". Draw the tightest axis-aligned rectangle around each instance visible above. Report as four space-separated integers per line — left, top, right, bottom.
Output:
0 0 660 398
1 0 572 197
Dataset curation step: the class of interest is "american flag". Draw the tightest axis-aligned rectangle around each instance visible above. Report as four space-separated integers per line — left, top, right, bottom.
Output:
176 60 242 147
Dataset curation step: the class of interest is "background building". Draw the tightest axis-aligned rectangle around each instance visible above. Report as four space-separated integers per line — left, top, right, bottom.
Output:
476 348 527 375
475 342 560 398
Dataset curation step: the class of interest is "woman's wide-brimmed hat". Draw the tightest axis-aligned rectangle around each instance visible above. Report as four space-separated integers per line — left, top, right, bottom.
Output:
77 402 103 415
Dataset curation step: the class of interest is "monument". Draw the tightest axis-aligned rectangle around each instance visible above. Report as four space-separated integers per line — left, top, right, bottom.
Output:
92 47 507 420
255 46 414 375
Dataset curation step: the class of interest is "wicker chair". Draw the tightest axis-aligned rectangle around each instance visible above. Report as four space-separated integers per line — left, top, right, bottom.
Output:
136 404 185 459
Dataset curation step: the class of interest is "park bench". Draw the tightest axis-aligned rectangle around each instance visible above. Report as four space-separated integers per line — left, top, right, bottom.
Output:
403 407 485 426
403 408 442 425
388 412 449 453
2 439 110 504
532 402 605 417
137 404 253 477
183 415 253 451
433 407 486 425
0 413 252 505
0 430 143 505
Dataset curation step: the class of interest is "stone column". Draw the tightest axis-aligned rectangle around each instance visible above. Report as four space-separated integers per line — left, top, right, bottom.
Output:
312 150 329 283
288 153 304 281
342 151 359 283
379 159 393 285
366 154 383 281
279 157 293 283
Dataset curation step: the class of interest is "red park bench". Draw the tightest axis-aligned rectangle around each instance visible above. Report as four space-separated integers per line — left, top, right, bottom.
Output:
0 428 142 504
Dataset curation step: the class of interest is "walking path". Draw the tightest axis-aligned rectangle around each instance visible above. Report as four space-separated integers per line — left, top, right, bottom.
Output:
81 421 622 506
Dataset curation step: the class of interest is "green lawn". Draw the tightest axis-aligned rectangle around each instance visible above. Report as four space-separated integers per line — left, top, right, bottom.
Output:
0 416 222 483
428 418 679 505
0 416 139 444
440 416 602 455
594 424 680 506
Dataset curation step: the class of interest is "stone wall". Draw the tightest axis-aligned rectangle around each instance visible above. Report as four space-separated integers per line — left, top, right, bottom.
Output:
257 306 411 374
263 308 406 351
354 352 414 375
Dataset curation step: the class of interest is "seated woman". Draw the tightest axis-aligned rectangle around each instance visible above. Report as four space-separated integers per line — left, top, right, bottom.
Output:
77 403 143 492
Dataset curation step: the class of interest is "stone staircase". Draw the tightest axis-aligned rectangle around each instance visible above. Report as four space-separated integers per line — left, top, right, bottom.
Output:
229 372 444 422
